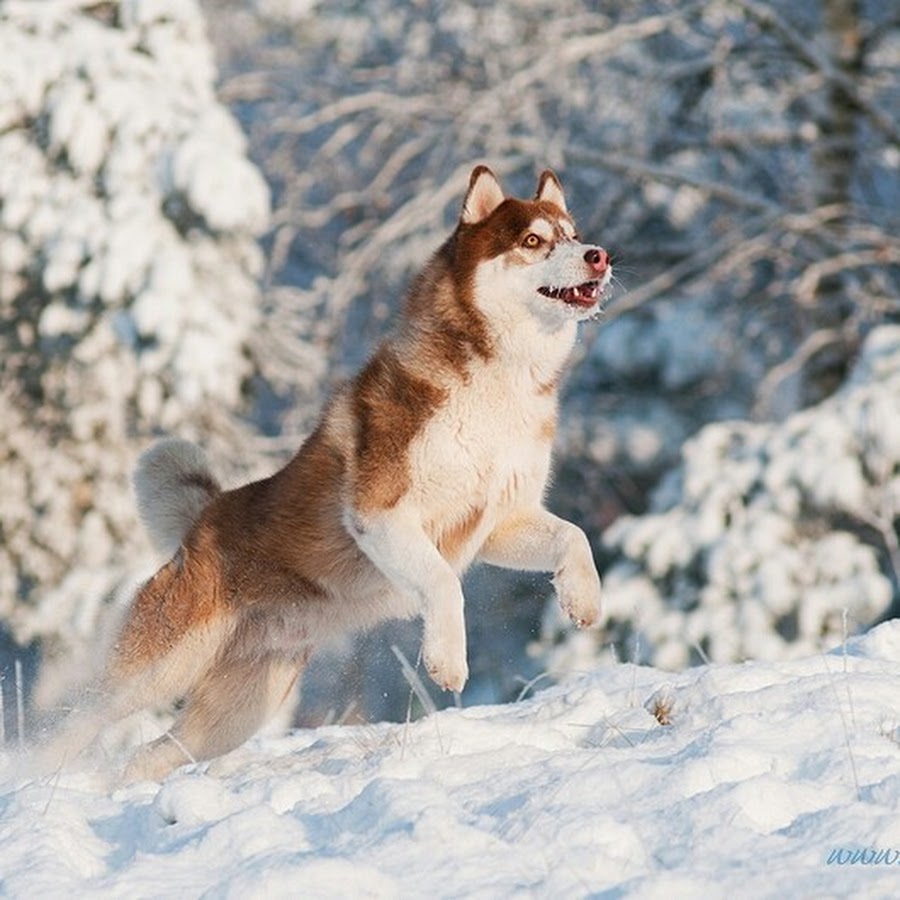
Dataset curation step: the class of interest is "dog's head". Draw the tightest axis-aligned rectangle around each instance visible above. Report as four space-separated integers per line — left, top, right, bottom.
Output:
455 166 611 327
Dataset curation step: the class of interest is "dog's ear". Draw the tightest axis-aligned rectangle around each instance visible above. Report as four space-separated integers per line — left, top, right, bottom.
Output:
461 166 505 225
535 169 567 213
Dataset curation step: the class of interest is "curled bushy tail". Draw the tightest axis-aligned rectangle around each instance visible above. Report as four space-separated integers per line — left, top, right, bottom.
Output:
133 438 220 558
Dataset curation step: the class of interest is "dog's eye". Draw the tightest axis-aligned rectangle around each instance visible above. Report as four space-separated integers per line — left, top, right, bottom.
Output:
523 233 543 249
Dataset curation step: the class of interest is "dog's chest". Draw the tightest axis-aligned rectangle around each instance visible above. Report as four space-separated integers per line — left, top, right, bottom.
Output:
409 366 556 531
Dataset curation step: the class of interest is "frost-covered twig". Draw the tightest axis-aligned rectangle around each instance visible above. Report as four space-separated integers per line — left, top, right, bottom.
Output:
14 659 24 750
391 644 437 718
794 247 900 307
821 654 862 802
735 0 900 146
269 91 434 137
753 327 845 419
569 148 779 215
603 211 780 319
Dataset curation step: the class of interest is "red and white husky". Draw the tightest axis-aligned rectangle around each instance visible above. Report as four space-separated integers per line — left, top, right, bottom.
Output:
44 165 609 780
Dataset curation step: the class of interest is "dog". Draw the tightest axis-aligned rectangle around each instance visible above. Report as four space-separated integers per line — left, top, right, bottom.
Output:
40 165 609 781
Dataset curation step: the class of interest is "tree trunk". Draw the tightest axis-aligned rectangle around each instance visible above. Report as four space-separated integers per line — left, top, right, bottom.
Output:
802 0 863 405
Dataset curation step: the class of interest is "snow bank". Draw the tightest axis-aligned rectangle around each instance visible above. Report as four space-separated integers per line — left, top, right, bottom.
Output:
1 621 898 896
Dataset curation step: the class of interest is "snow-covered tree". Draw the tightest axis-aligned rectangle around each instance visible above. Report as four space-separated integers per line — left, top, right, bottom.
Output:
0 0 270 695
541 325 899 674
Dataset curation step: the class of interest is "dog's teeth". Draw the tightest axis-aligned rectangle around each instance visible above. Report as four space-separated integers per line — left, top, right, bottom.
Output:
539 281 601 305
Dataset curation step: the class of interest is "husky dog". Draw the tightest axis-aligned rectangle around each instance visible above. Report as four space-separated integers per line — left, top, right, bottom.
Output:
42 165 609 781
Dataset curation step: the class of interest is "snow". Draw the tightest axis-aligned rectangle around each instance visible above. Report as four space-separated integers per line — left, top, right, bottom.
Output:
1 621 898 897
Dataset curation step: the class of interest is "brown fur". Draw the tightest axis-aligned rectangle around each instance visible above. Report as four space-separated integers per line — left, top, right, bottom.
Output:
434 505 486 564
351 347 447 513
538 415 557 443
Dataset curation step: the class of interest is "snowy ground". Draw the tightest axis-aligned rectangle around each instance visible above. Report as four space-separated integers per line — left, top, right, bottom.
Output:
1 622 899 898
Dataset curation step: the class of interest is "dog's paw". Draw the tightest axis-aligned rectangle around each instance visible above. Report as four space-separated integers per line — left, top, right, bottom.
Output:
424 653 469 693
423 637 469 693
554 558 603 629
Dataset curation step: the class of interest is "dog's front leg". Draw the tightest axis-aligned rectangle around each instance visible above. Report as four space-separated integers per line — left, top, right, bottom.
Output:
346 502 468 692
479 508 602 628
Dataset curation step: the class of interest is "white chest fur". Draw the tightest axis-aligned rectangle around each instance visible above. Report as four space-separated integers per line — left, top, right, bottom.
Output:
407 347 568 569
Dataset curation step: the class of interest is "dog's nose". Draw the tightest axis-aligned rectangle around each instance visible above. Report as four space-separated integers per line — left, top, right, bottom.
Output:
584 247 609 274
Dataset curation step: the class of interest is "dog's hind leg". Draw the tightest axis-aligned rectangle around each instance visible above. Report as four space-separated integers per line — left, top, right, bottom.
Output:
32 610 236 778
122 637 303 782
31 623 230 777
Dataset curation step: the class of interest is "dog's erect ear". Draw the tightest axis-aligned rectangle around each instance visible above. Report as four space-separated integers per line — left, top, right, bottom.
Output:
461 166 505 225
535 169 567 213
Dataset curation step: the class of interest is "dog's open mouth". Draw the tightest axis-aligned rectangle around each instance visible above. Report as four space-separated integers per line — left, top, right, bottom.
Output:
538 280 601 308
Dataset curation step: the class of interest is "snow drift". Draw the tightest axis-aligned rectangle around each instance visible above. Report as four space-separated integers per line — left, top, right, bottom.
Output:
1 620 898 897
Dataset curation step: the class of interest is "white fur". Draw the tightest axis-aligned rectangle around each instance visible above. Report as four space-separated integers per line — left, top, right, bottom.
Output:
472 240 609 342
347 500 469 691
480 510 602 627
133 438 220 558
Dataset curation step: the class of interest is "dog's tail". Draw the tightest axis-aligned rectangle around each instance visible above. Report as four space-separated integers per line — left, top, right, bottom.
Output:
133 438 221 558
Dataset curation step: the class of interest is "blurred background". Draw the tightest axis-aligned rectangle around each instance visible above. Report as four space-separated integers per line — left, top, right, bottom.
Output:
0 0 897 734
